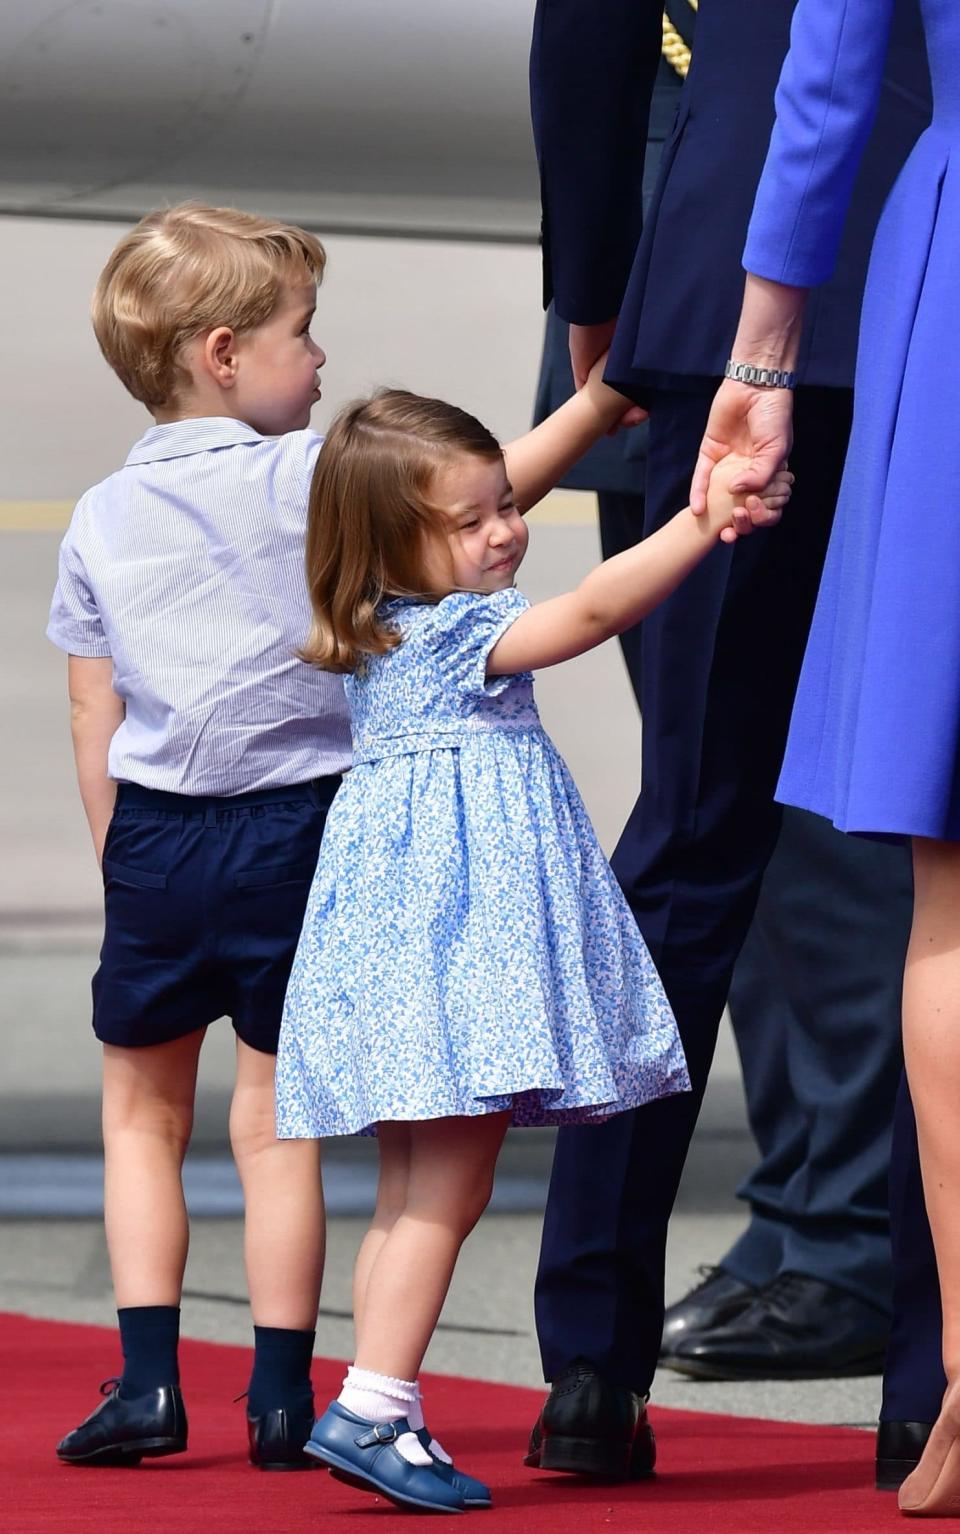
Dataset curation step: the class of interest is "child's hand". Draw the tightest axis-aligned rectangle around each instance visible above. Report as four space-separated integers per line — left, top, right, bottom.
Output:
705 454 793 545
585 353 648 434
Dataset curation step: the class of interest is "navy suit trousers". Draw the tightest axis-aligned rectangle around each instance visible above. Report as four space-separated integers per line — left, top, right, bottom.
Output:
536 385 864 1391
724 805 911 1312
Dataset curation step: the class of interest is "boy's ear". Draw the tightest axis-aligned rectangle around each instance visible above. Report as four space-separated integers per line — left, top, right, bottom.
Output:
204 326 238 388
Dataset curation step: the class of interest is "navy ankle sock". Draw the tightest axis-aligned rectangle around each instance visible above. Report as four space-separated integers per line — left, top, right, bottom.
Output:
247 1326 316 1417
117 1305 180 1398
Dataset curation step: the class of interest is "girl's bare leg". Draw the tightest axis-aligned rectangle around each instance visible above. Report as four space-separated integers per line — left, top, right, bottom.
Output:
102 1031 205 1306
354 1113 510 1382
353 1123 411 1342
230 1038 324 1329
899 839 960 1514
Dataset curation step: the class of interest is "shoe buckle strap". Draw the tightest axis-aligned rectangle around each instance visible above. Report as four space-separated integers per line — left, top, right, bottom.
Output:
355 1422 399 1449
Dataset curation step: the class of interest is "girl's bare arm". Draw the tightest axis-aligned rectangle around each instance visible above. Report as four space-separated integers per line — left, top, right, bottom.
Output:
488 460 790 675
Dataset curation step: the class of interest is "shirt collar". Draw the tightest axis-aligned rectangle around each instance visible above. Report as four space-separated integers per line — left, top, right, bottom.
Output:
125 417 268 465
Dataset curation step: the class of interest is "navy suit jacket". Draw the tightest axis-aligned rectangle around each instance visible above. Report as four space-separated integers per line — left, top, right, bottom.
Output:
533 62 683 493
530 0 930 393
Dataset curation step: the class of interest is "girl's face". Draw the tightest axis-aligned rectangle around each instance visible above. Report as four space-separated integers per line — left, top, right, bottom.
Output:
428 452 528 594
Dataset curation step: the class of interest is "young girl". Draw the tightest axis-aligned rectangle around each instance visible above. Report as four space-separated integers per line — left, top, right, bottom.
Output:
276 369 791 1512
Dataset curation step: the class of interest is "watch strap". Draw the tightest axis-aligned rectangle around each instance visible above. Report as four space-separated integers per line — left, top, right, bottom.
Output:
724 359 798 390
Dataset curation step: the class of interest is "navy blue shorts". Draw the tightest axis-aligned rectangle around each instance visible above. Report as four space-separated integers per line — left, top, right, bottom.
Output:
93 777 341 1053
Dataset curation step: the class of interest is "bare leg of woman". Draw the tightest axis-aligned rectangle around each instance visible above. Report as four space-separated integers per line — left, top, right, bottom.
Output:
899 839 960 1515
354 1113 510 1382
102 1030 205 1307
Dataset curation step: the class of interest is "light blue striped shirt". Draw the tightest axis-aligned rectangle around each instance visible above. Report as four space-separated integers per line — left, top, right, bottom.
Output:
47 417 352 795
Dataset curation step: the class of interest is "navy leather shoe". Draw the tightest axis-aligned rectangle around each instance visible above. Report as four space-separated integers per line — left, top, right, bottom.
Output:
416 1427 492 1508
524 1361 655 1480
876 1420 934 1491
305 1402 465 1512
664 1272 889 1380
56 1379 187 1466
247 1399 317 1470
660 1266 759 1357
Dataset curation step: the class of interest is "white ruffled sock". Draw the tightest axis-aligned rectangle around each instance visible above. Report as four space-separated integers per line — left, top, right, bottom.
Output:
406 1383 452 1465
337 1365 431 1467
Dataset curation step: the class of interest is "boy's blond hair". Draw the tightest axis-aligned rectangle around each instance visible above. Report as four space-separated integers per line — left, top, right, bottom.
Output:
92 202 326 408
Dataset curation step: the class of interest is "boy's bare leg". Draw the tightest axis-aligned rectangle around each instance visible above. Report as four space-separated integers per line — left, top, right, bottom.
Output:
102 1030 205 1305
352 1122 412 1341
230 1038 324 1328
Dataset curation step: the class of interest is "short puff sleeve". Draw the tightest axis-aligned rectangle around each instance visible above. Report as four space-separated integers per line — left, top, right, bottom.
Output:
425 588 531 705
46 535 111 657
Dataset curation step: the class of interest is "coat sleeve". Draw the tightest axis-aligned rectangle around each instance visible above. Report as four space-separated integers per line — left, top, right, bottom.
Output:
530 0 664 325
743 0 899 288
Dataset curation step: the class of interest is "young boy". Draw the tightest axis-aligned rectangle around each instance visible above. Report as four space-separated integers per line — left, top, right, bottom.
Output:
49 203 349 1470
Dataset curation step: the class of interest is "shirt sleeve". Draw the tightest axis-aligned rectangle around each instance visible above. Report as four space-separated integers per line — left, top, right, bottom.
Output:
425 588 531 704
273 429 324 534
743 0 897 289
46 531 112 657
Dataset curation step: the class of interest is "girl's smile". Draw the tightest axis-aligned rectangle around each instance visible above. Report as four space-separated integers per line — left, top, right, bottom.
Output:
430 452 529 594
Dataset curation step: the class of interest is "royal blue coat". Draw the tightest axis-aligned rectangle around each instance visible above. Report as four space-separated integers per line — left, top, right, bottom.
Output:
747 0 960 838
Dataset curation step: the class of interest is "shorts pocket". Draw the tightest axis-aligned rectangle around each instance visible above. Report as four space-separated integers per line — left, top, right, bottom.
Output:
234 862 316 890
102 859 168 890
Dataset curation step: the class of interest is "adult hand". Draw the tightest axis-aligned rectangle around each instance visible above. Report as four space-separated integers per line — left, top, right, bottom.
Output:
570 319 647 430
569 319 619 389
689 379 795 514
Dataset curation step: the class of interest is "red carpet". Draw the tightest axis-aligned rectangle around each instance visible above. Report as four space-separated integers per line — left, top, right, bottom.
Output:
3 1310 904 1532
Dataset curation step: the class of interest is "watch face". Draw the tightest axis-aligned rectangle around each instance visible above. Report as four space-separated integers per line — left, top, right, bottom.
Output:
662 0 698 77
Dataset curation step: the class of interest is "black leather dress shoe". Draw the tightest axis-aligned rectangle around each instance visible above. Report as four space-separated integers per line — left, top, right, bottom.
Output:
660 1265 760 1356
56 1380 187 1465
876 1420 934 1491
663 1271 889 1381
247 1402 317 1471
524 1360 655 1480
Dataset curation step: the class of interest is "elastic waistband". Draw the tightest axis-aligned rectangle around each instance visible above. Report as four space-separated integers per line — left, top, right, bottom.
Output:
115 777 341 815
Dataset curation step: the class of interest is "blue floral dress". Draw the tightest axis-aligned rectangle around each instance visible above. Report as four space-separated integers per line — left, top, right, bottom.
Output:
275 588 689 1137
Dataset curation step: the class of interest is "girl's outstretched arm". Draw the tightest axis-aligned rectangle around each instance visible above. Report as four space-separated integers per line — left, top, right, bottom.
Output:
503 357 641 513
487 459 791 676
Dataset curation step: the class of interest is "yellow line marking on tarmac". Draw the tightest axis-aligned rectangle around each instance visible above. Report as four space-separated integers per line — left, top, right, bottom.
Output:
0 489 598 532
0 501 74 531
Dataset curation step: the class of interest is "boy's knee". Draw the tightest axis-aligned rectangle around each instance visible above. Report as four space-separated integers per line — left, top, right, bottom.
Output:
102 1093 195 1153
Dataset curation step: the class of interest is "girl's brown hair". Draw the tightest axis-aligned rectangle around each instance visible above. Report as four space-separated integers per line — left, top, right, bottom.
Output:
302 389 502 673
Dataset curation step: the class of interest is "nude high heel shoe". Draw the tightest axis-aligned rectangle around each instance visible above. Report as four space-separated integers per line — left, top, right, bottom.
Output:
900 1389 960 1517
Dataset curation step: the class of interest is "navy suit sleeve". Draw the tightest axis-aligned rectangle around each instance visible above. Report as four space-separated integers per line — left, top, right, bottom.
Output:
744 0 898 287
530 0 663 325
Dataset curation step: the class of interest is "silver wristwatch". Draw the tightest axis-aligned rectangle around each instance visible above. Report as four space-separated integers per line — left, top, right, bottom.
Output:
724 359 798 390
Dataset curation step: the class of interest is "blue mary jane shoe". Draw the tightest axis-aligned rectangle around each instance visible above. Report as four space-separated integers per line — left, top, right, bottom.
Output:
416 1428 492 1508
305 1402 465 1513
